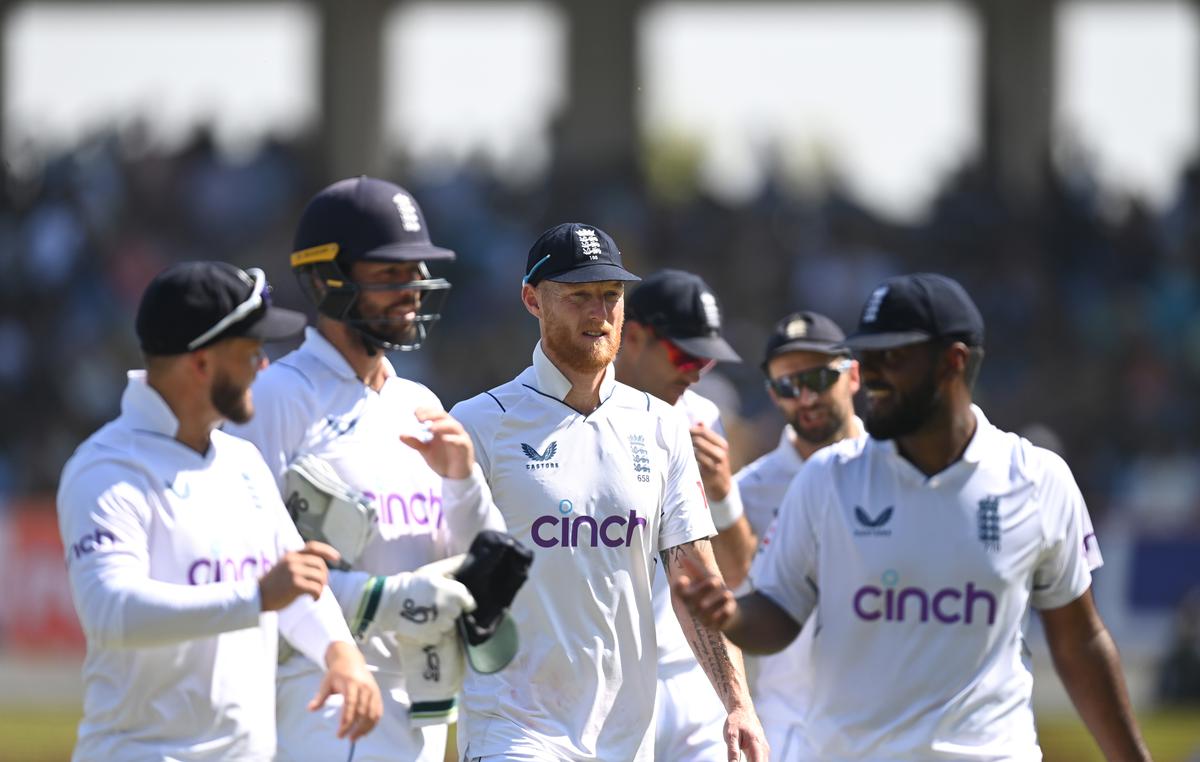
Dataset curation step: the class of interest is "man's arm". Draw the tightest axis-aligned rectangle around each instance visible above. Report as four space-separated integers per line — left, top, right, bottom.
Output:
663 538 768 762
672 555 802 655
1040 589 1150 762
691 424 756 587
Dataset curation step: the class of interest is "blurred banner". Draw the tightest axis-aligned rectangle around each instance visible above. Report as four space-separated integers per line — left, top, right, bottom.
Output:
0 499 84 653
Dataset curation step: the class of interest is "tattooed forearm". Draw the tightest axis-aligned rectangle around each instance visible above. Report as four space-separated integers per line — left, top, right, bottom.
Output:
688 610 738 705
662 538 712 573
665 538 748 711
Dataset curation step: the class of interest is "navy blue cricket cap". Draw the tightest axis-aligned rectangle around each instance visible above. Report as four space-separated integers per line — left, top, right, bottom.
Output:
763 310 848 369
627 269 740 362
291 176 455 271
522 222 640 286
136 261 306 355
840 273 984 351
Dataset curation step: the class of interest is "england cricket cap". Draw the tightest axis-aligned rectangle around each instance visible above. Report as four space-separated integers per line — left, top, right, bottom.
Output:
763 311 848 370
290 176 455 272
627 269 741 362
522 222 640 286
840 272 984 351
136 261 306 355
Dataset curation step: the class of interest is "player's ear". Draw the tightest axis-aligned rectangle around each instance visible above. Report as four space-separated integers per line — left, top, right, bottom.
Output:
846 358 861 394
521 282 542 319
940 342 969 383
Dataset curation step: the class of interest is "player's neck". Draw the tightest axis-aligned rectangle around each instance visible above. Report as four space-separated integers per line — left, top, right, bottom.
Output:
147 374 219 454
790 415 862 460
894 401 977 477
542 342 606 414
319 319 389 392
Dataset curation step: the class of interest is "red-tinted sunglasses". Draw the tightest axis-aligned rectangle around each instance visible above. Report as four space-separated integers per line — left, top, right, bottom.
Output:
660 337 716 375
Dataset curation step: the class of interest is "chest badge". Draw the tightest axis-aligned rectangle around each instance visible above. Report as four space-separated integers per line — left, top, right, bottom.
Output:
853 506 893 537
977 496 1001 551
522 441 559 470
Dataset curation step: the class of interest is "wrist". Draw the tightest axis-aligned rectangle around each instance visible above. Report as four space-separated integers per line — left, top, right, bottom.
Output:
324 639 359 668
708 488 744 531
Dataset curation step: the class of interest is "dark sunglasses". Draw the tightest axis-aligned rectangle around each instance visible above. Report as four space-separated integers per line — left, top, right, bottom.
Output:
659 337 717 375
767 359 852 398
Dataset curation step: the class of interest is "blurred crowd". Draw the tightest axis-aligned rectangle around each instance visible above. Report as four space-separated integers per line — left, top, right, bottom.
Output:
3 125 1200 557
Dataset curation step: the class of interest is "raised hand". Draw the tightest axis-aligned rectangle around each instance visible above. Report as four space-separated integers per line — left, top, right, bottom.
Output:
259 541 341 612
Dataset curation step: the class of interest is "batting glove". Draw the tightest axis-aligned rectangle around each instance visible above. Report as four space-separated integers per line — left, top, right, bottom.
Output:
353 555 476 645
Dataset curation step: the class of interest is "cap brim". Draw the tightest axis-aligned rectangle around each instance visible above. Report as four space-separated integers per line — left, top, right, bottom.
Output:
546 264 641 284
838 330 932 351
767 339 849 358
460 613 518 674
670 334 742 363
362 242 457 262
244 306 308 343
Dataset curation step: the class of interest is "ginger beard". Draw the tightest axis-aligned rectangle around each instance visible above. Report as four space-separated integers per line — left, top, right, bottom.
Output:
540 288 624 375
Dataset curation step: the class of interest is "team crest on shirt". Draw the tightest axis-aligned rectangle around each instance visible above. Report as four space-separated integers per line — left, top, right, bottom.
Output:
628 434 651 483
522 441 559 469
977 495 1001 551
853 505 893 537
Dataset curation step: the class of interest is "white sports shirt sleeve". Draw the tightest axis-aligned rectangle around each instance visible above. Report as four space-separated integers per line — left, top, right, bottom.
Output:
57 372 351 761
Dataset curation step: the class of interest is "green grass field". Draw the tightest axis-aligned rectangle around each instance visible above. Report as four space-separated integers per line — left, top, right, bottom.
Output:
2 708 1195 761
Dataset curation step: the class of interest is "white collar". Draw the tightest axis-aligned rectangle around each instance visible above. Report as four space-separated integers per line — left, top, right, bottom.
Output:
120 370 181 438
530 340 617 403
875 405 993 475
301 326 395 384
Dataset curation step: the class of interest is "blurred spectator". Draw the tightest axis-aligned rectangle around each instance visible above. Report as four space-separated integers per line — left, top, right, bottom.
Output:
1157 587 1200 705
3 122 1200 578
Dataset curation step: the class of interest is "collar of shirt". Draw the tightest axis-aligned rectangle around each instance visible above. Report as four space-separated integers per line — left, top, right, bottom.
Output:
120 370 182 438
874 405 994 485
530 340 616 403
300 326 396 384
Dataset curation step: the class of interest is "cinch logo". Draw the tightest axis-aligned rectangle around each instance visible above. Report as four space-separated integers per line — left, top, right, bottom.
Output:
69 528 117 560
362 489 444 528
522 442 559 470
853 506 893 537
852 570 997 626
188 551 274 585
531 499 646 548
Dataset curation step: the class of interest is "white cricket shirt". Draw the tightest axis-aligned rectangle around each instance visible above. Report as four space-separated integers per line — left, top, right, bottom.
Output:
653 389 723 674
56 372 352 761
450 342 716 761
735 421 861 755
752 405 1102 761
228 327 504 689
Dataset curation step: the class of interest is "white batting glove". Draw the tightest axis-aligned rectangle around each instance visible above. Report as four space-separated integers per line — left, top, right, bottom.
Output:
354 555 476 645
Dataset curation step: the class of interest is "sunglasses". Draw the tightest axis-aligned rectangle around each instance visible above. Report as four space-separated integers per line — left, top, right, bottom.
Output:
660 338 716 375
188 267 267 351
767 359 852 398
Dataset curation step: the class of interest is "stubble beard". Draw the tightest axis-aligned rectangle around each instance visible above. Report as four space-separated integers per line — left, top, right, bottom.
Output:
211 370 253 424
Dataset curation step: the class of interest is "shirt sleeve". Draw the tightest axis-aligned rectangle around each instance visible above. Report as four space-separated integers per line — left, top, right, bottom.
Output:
450 395 496 477
658 407 717 552
749 463 822 627
57 460 262 649
1030 450 1100 610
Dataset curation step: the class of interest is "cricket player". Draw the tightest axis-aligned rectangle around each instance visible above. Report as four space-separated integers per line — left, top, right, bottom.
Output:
57 261 382 761
227 176 506 762
450 224 767 762
733 310 863 757
615 268 756 761
676 273 1151 761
